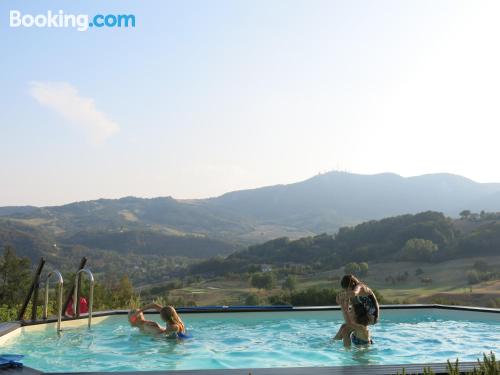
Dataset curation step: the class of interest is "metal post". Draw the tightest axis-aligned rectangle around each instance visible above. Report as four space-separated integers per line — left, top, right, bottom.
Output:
17 257 45 321
43 270 64 331
73 268 94 328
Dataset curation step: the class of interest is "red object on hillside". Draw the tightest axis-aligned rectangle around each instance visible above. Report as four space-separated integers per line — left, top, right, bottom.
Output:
65 297 88 316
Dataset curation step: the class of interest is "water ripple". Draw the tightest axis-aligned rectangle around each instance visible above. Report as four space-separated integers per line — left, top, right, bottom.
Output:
2 311 498 372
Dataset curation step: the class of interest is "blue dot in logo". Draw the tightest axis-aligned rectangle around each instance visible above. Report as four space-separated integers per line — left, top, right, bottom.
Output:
89 22 93 27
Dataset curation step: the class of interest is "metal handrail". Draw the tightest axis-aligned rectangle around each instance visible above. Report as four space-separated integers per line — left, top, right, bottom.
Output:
42 270 64 331
73 268 94 328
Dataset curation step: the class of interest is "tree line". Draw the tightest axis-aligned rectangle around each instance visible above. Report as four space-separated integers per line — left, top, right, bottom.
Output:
190 211 500 276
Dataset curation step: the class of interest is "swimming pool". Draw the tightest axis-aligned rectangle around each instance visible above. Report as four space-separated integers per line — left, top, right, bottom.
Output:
1 307 499 373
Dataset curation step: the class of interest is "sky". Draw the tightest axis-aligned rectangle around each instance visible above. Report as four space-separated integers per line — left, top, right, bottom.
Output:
1 0 500 206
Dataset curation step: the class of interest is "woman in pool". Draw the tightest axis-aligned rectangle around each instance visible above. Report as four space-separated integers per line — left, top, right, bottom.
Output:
338 274 379 325
336 294 373 347
334 275 378 345
133 303 187 338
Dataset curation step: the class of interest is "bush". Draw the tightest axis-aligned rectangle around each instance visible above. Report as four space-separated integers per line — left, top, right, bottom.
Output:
467 270 481 285
250 272 276 290
400 238 438 261
268 288 338 306
289 287 338 306
343 262 368 277
244 294 260 306
466 269 499 285
282 275 298 291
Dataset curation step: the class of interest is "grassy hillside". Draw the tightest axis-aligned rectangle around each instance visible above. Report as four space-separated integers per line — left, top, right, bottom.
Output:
150 256 500 308
191 211 500 277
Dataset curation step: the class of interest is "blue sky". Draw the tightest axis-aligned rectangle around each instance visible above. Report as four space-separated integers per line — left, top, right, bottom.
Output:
1 1 500 206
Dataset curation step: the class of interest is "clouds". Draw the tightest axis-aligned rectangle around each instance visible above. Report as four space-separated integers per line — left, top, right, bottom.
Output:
29 81 119 144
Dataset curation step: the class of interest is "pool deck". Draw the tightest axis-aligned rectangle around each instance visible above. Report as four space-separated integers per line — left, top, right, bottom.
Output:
3 361 482 375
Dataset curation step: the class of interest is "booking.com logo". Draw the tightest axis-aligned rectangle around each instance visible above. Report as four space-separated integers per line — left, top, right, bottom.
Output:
9 10 136 31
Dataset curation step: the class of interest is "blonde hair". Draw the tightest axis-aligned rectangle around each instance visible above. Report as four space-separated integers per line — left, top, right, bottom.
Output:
160 306 185 333
128 309 143 326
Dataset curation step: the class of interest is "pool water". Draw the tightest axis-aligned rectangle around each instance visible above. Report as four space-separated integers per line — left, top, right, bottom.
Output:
2 309 499 372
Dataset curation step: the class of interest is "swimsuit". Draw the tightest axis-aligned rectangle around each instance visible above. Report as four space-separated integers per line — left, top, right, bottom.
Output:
350 332 373 346
356 295 378 323
176 332 190 339
166 331 190 339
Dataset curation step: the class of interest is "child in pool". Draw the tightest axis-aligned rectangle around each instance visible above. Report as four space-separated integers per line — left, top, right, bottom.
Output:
128 309 166 335
136 303 186 338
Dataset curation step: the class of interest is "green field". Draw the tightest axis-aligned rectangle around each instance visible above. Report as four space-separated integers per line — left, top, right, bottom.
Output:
160 256 500 308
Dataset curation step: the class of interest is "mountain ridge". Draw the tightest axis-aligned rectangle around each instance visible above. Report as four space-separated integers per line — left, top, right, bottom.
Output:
1 171 500 246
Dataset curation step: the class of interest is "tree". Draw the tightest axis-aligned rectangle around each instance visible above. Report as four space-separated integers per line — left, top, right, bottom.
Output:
250 272 276 290
0 246 31 307
400 238 438 261
358 262 369 276
282 275 298 291
113 275 135 307
460 210 471 220
344 262 361 275
466 270 480 285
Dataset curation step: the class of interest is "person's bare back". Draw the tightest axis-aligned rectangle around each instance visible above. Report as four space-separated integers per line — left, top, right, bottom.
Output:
128 309 166 335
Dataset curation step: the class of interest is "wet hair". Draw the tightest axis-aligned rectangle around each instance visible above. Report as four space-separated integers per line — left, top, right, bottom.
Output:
340 274 360 290
353 302 370 326
160 306 173 322
160 306 185 332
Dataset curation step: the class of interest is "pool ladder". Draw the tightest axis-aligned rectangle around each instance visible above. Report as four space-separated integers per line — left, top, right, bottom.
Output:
42 270 64 331
42 268 95 331
73 268 94 328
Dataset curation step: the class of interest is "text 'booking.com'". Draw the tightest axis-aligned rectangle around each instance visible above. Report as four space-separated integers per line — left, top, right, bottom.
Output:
9 10 136 31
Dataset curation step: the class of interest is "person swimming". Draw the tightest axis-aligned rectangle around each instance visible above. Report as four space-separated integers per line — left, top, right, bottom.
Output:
133 303 187 339
128 309 167 335
159 305 187 338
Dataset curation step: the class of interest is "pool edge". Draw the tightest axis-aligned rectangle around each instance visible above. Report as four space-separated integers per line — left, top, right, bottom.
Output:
2 306 498 374
17 360 485 375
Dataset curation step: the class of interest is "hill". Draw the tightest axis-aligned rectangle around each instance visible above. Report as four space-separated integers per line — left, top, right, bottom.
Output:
205 172 500 233
0 219 240 284
1 172 500 245
64 230 237 258
190 211 500 276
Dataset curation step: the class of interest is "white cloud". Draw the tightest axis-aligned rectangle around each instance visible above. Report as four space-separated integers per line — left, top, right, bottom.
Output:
29 81 119 144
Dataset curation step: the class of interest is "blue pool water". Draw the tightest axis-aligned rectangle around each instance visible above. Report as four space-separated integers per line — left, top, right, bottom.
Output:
1 309 499 372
